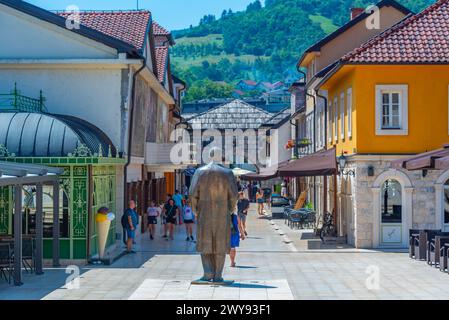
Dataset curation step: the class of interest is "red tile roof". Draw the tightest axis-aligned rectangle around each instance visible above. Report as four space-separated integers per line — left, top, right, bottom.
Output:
242 80 258 86
155 46 168 82
56 10 151 50
342 0 449 63
152 21 170 36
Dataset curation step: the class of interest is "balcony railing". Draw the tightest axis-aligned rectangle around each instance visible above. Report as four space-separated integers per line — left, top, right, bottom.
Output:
0 84 47 113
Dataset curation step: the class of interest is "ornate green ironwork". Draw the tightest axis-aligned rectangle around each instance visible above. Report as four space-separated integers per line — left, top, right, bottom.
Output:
0 187 11 235
72 170 88 239
0 83 47 113
68 143 93 158
90 166 116 256
0 159 120 260
0 144 15 157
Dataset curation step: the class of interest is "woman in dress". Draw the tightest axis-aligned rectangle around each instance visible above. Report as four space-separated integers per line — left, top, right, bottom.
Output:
230 211 245 267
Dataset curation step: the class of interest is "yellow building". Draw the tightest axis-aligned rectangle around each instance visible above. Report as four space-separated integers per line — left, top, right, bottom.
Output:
311 0 449 248
291 0 411 219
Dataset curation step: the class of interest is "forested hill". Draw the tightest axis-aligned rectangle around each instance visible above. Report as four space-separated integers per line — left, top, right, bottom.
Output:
172 0 434 102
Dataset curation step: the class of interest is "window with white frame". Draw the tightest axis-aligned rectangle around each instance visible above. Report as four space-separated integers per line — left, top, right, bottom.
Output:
340 92 345 140
347 88 352 138
334 97 338 141
375 85 408 135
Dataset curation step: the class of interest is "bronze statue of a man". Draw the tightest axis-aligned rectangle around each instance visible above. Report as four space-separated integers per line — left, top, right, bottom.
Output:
189 158 238 284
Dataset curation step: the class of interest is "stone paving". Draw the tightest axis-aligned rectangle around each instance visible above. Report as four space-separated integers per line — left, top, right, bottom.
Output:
1 204 449 300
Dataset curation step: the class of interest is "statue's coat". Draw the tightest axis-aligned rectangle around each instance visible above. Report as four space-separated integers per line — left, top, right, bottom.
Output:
189 163 239 254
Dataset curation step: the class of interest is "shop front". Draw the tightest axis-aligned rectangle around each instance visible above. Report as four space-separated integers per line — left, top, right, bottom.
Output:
0 112 124 263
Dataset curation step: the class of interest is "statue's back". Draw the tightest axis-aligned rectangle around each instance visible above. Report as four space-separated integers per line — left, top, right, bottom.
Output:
189 163 239 254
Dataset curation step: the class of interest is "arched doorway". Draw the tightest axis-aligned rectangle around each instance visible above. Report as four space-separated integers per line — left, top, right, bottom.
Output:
380 179 403 245
443 180 449 231
435 170 449 231
372 170 413 248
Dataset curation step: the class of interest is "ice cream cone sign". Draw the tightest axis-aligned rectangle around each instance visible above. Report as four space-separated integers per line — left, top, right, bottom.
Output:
96 207 115 259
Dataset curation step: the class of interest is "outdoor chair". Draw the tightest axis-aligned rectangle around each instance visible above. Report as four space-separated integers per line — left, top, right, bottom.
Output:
427 232 449 267
22 236 35 273
283 207 291 225
303 211 316 229
409 229 420 259
414 229 441 261
289 212 304 229
440 243 449 273
0 243 13 284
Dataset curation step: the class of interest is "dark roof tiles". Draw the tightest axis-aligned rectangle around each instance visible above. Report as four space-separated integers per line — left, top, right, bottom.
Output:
343 0 449 63
57 10 151 51
155 46 168 83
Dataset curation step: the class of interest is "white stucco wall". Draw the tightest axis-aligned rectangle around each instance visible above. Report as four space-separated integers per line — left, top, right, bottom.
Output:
0 68 124 148
0 4 117 59
272 121 291 164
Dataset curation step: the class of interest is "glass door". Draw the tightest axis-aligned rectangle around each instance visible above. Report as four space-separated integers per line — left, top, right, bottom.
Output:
380 179 403 246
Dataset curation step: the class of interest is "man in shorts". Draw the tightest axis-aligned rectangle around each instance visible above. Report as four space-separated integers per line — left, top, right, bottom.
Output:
236 191 250 236
124 200 139 254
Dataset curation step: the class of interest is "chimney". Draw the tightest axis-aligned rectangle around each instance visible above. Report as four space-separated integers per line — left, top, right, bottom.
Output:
350 8 364 20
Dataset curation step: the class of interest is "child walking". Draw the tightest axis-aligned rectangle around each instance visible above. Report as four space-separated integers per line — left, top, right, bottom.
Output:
183 199 195 241
146 200 161 240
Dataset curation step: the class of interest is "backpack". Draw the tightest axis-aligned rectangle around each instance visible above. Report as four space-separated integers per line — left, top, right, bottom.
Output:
121 211 129 229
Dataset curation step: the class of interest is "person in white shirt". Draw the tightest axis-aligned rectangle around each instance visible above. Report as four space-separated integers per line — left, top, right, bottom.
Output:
146 200 161 240
183 199 195 241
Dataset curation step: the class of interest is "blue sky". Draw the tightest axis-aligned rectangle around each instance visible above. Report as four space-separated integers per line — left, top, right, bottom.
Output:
26 0 258 31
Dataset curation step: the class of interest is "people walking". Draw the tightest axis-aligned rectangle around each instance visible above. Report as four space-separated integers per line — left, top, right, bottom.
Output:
162 198 179 240
256 188 265 215
124 200 139 254
230 211 245 267
237 191 250 236
162 194 172 238
146 200 161 240
182 199 195 241
173 190 184 224
281 180 288 198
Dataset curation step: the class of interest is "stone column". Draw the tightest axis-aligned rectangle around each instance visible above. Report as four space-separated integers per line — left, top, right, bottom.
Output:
371 187 381 248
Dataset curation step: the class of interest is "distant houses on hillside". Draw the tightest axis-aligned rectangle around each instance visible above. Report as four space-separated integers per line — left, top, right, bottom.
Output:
233 79 291 104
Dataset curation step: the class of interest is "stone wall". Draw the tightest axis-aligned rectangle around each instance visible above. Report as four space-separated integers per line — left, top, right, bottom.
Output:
343 158 442 248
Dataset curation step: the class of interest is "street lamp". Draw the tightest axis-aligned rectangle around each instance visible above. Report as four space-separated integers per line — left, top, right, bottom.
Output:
338 151 355 177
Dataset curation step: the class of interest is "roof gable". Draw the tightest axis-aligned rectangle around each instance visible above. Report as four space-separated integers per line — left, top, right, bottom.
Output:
297 0 412 66
0 0 141 57
343 0 449 63
56 10 152 52
186 99 273 130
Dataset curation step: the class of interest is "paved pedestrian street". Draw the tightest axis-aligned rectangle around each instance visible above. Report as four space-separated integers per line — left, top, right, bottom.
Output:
1 205 449 300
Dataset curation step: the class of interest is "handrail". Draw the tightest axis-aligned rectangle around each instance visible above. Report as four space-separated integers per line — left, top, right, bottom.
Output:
0 84 46 113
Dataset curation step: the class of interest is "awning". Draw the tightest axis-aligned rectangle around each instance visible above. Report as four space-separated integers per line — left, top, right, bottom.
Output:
232 167 254 177
391 144 449 171
278 148 337 177
241 160 290 181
